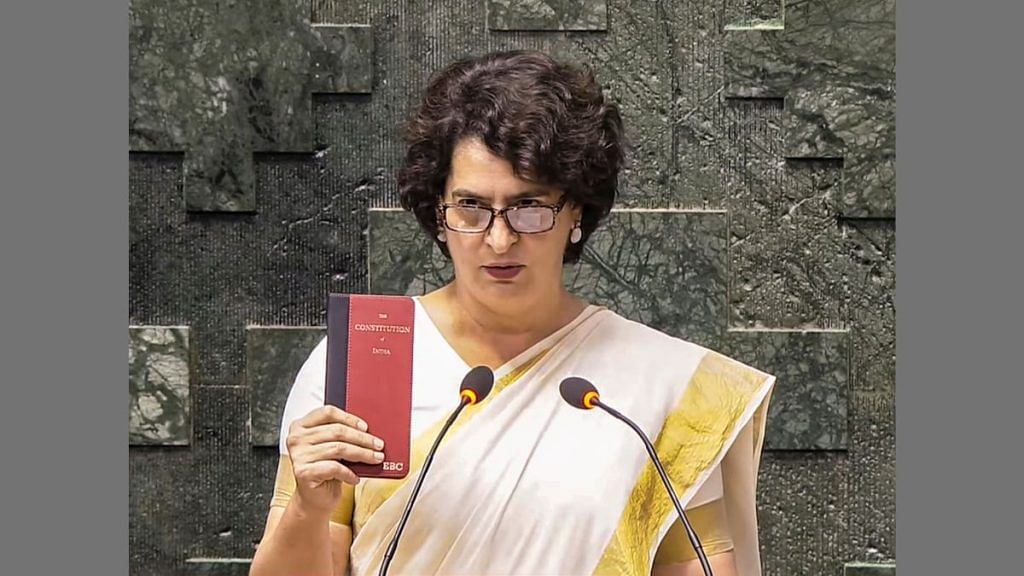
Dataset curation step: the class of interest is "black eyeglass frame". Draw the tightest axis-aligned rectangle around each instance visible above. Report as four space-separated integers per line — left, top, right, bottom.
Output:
437 195 571 234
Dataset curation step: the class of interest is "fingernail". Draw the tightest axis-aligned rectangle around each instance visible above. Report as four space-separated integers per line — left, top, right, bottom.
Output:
357 420 368 431
373 451 385 461
373 438 384 450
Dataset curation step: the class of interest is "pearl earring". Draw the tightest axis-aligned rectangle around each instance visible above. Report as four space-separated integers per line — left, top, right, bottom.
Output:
570 225 582 244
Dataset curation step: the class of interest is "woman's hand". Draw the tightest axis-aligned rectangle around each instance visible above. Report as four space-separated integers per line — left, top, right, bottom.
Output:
284 405 385 515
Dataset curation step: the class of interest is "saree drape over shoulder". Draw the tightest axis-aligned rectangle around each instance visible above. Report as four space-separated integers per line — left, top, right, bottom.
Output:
274 301 775 576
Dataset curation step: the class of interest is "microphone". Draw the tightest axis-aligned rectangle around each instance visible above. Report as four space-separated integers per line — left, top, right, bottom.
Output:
379 365 495 576
559 377 714 576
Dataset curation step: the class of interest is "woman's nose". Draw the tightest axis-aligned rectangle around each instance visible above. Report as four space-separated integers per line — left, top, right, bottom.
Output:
485 212 518 253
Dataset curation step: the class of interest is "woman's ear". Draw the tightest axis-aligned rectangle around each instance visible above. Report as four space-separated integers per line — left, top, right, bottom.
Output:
569 202 584 226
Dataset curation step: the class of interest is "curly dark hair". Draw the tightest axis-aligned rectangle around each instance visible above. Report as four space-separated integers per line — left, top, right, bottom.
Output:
397 49 627 264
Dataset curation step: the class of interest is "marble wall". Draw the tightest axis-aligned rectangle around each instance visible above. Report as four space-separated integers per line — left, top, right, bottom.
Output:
129 0 895 574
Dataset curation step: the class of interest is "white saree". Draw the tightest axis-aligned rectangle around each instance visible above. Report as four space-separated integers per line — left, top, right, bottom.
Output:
277 299 775 575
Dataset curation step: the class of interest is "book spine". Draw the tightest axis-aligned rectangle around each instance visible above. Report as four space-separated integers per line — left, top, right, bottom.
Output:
324 294 350 410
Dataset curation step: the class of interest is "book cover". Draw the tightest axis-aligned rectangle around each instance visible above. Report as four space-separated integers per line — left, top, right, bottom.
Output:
325 293 415 479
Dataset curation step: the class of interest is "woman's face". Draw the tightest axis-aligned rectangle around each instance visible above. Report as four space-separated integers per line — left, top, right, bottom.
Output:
440 137 581 310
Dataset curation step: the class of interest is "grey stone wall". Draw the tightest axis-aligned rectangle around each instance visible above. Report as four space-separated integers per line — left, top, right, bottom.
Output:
129 1 895 574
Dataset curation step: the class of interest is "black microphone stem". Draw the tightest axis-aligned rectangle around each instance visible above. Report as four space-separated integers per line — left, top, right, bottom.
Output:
378 397 469 576
378 397 468 569
595 400 714 576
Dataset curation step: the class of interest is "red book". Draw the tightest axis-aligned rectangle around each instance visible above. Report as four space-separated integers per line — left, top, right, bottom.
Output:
325 294 415 479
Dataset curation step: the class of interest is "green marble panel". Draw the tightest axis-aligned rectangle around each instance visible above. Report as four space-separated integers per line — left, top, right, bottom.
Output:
845 563 896 576
488 0 608 31
310 24 374 94
726 329 850 450
129 326 191 445
246 327 327 447
565 211 728 349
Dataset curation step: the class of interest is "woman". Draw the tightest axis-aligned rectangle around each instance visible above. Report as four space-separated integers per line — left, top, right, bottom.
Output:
250 50 775 576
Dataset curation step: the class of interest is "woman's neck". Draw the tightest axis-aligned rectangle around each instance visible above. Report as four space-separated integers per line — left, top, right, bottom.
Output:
440 282 585 342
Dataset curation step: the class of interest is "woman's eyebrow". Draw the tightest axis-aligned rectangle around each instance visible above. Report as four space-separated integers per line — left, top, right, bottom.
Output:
450 188 550 201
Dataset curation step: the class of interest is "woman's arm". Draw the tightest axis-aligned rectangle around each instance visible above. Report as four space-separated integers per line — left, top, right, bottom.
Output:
250 498 352 576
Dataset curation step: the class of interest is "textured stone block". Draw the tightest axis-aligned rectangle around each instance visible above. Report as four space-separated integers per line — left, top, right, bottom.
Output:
130 448 195 571
846 219 896 393
845 562 896 576
310 24 374 94
191 386 269 557
130 325 191 445
247 327 327 446
194 385 251 448
130 0 374 211
488 0 608 31
572 1 673 208
758 453 849 575
728 147 849 330
848 390 896 561
726 329 850 450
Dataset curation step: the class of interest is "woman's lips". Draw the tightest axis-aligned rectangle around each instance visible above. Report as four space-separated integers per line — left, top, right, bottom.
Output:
483 265 525 279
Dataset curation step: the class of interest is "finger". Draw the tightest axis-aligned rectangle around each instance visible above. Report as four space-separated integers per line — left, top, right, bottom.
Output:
305 441 385 465
298 405 368 431
305 423 384 451
295 459 360 486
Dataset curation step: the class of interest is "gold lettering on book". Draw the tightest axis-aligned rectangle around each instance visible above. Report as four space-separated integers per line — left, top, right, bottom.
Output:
352 323 411 333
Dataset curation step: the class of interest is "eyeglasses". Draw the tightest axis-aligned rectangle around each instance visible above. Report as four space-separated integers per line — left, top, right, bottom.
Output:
439 195 569 234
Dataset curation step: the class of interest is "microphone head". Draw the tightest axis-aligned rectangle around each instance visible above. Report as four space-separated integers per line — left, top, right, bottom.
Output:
559 377 600 410
460 365 495 406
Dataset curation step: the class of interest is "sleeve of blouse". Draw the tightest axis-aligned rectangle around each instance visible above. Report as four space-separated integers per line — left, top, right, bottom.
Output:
652 497 735 565
653 464 734 565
